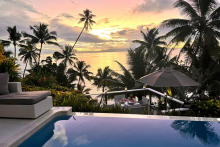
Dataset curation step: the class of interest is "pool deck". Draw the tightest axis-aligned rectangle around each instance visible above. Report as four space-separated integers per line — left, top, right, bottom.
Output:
0 110 220 147
0 107 72 147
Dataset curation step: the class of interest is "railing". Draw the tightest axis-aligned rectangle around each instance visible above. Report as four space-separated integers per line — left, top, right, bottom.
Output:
85 88 184 106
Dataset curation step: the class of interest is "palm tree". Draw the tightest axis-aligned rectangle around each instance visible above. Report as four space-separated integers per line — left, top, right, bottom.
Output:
127 47 147 79
1 26 24 57
22 23 59 65
76 83 91 94
67 61 93 85
3 50 13 58
131 28 167 77
109 61 136 91
133 28 167 62
18 42 39 77
53 44 78 69
72 9 96 49
161 0 220 67
171 121 220 145
92 66 114 92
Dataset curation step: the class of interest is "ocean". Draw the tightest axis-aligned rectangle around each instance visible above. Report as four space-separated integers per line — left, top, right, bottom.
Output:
75 51 129 94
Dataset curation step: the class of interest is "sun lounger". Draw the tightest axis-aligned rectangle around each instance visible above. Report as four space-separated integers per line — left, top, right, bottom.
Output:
0 82 53 118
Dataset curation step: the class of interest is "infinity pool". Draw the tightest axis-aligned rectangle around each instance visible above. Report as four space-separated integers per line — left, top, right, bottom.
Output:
19 115 220 147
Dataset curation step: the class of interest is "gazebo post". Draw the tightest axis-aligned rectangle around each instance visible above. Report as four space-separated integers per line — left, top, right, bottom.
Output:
164 94 167 110
105 88 108 105
149 91 152 105
125 87 127 99
105 94 107 105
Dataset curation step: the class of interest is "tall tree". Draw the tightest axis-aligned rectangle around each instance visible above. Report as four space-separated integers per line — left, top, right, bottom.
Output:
130 28 167 79
18 42 39 77
1 26 23 57
72 9 96 49
133 28 167 63
109 61 136 91
23 23 59 65
53 44 78 69
161 0 220 67
127 47 147 79
92 66 114 92
67 61 93 85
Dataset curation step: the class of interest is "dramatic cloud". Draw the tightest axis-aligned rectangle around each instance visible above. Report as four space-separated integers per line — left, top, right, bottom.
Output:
0 0 50 19
58 13 74 19
133 0 176 14
49 19 107 43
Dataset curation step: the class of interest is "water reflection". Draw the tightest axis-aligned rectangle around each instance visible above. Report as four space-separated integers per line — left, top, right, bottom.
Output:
73 135 91 145
171 121 220 146
19 116 71 147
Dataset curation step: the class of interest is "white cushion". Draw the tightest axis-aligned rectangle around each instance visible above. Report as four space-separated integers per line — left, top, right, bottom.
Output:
142 96 148 105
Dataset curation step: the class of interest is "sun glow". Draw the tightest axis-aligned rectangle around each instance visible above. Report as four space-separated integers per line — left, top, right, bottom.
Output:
90 28 123 40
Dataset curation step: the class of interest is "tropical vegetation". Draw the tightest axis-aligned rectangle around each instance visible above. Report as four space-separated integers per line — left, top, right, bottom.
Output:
1 1 220 116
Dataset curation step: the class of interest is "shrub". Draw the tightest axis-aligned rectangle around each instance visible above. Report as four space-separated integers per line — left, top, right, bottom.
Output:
21 71 57 88
186 99 220 117
0 57 20 81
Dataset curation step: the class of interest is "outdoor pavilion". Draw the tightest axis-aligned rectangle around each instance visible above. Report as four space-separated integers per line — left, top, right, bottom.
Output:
137 67 200 109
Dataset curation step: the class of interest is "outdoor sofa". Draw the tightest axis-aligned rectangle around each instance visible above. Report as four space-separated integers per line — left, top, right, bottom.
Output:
0 73 53 118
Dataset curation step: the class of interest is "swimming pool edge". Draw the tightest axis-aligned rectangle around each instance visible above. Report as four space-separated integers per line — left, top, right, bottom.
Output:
0 107 72 147
72 112 220 122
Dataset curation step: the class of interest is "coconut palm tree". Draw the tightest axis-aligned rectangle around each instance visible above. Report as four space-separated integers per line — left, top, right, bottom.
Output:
1 26 24 57
53 44 77 69
22 23 59 65
161 0 220 66
109 61 136 91
18 42 39 77
127 47 147 79
72 9 96 49
92 66 114 92
67 61 93 85
76 83 91 94
133 28 167 62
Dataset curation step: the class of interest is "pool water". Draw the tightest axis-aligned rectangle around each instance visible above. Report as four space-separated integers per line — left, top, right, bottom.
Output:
19 115 220 147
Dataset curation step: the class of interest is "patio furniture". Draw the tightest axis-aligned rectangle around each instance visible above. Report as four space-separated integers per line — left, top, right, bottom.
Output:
131 106 146 114
0 82 53 118
114 94 124 105
121 102 141 109
140 96 149 106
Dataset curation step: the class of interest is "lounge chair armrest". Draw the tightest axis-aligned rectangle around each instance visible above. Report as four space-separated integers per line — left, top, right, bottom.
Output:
8 82 22 92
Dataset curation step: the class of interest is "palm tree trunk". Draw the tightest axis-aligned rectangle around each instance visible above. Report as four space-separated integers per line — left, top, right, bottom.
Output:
23 61 28 78
14 45 16 58
72 24 86 49
38 43 43 65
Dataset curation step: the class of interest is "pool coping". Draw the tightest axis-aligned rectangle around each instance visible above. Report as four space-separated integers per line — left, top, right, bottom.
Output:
72 112 220 122
1 111 220 147
0 107 72 147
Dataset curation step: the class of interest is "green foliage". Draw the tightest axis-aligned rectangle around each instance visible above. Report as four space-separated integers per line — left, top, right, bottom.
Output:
21 71 57 88
60 92 130 113
157 100 166 110
0 57 20 81
21 85 128 113
186 99 220 117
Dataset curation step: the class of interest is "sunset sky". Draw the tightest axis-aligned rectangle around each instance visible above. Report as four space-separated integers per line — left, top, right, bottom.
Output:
0 0 184 55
